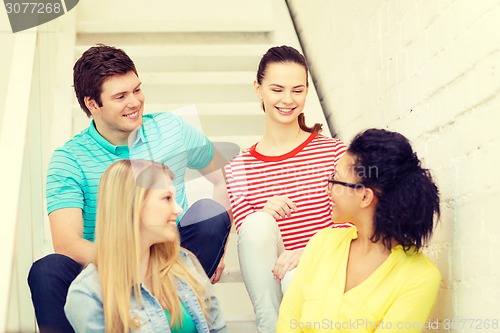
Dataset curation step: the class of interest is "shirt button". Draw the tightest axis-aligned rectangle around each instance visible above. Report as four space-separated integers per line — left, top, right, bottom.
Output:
132 317 141 328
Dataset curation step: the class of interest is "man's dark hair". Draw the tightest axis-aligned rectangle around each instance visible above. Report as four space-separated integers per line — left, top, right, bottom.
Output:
73 44 138 117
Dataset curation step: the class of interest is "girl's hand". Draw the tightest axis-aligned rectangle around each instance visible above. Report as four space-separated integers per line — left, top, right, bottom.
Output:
272 249 303 280
261 195 297 220
210 260 225 284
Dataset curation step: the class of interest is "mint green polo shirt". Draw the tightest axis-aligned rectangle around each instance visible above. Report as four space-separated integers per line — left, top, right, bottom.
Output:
46 112 214 241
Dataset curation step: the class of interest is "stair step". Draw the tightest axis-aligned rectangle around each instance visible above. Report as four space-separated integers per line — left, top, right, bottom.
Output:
213 283 255 322
74 44 269 72
76 31 272 46
219 268 243 283
79 44 269 58
77 19 274 34
75 1 275 34
141 71 255 104
226 321 258 333
201 115 264 137
208 135 261 151
145 103 262 117
145 103 265 137
141 71 254 85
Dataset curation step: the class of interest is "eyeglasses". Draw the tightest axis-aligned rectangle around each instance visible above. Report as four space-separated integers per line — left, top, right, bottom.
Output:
327 174 364 191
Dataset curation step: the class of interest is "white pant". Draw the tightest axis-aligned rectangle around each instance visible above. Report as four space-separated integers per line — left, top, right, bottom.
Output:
238 212 296 333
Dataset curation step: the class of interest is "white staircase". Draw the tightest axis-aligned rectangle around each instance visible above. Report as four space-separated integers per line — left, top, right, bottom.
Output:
69 0 331 330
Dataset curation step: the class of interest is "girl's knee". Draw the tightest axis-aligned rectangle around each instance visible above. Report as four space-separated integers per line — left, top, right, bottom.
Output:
238 212 282 248
239 212 278 234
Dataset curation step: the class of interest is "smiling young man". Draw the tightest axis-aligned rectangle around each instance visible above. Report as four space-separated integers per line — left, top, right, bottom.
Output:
28 45 231 333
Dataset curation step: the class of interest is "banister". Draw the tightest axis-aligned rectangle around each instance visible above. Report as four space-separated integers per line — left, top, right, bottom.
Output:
0 28 38 332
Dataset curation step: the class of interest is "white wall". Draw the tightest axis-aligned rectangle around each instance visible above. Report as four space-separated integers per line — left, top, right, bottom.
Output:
1 9 77 331
0 11 15 127
288 0 500 328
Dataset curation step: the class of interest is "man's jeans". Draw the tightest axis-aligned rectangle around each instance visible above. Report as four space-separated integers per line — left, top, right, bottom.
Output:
27 199 230 333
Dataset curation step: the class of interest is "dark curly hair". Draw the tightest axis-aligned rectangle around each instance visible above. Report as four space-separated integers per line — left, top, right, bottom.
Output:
73 44 138 117
348 128 440 251
256 45 322 134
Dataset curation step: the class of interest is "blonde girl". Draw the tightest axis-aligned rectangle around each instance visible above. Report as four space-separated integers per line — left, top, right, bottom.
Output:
65 160 227 333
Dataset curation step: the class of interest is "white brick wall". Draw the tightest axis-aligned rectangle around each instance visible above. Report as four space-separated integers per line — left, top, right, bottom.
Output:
288 0 500 330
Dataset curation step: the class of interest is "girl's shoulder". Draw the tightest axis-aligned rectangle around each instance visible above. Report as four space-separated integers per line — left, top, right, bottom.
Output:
74 263 99 283
179 249 207 277
400 248 442 280
311 134 347 149
67 263 102 299
310 226 356 247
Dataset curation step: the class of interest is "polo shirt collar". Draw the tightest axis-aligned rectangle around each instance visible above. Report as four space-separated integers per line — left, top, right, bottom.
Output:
135 124 148 144
88 120 129 155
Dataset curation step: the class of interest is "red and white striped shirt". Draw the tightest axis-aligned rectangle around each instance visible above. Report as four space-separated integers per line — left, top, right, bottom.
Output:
225 133 348 250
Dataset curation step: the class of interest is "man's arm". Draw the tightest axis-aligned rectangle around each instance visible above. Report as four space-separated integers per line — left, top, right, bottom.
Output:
49 208 95 266
199 163 229 284
198 148 231 212
198 148 233 283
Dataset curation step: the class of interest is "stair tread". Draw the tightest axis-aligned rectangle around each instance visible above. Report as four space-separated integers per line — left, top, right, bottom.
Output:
144 103 261 116
140 71 255 85
207 135 261 150
75 44 271 58
77 19 274 34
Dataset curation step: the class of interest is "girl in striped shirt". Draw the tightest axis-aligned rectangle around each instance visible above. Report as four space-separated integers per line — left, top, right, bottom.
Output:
225 46 348 333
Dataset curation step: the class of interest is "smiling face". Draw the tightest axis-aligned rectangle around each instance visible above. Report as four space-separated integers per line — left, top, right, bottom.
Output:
139 175 183 248
255 62 308 127
85 71 144 145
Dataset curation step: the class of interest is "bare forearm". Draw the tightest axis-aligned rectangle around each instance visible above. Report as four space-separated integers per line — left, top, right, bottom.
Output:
214 180 233 259
213 181 231 213
49 208 95 266
54 238 96 266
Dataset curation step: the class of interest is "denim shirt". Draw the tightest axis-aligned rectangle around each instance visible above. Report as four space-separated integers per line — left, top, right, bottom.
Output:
65 251 227 333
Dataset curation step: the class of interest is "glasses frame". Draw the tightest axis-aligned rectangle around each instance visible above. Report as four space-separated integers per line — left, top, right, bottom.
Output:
327 175 364 191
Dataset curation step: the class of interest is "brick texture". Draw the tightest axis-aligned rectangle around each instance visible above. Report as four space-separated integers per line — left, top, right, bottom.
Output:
288 0 500 330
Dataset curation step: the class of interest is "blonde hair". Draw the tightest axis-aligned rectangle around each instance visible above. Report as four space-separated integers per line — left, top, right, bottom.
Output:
95 160 208 333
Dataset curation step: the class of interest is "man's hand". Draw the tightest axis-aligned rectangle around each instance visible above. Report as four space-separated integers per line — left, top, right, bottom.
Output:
272 249 303 280
210 260 225 284
261 195 297 220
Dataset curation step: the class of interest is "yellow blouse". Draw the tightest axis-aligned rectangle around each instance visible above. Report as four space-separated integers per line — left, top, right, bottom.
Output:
277 227 441 332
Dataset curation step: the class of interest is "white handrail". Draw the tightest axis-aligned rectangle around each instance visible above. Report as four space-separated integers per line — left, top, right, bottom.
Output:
0 28 38 332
